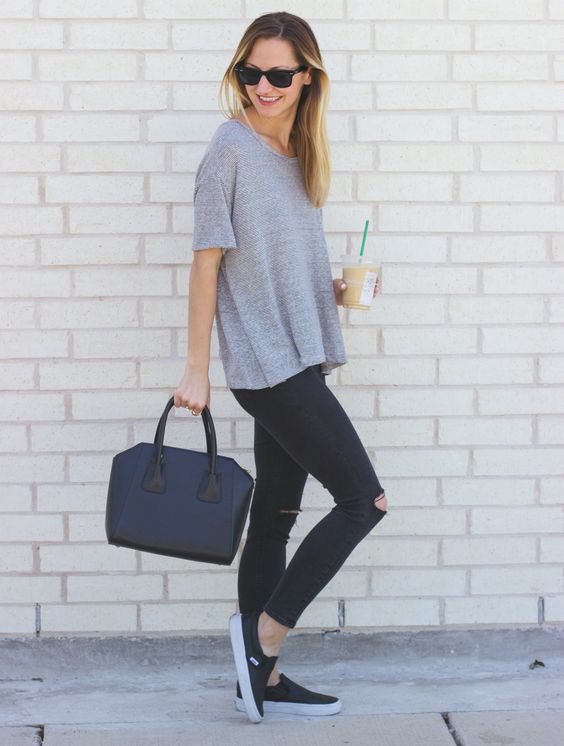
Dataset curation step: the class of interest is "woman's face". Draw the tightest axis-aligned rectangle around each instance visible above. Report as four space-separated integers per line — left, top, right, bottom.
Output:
242 37 311 122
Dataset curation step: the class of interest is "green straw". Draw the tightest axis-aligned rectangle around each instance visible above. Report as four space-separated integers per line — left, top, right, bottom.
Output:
359 219 369 263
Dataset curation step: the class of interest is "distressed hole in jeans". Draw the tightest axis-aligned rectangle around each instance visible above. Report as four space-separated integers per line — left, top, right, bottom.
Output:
279 508 300 527
374 492 387 512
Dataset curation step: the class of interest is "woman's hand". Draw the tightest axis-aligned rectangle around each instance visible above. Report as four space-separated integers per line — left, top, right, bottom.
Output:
174 366 211 416
333 276 381 305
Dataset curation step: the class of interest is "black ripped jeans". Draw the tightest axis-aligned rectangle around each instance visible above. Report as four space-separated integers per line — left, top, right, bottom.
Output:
230 363 387 629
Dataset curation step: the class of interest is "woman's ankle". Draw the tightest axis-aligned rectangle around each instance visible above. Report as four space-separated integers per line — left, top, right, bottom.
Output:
257 611 288 656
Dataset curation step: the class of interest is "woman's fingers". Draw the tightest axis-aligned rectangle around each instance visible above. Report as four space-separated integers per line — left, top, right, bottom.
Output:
333 277 347 305
173 386 209 414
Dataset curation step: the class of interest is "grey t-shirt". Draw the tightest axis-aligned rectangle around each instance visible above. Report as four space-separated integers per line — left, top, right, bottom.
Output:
192 118 348 389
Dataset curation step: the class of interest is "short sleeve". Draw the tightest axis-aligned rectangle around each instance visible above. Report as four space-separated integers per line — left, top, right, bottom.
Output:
192 146 237 254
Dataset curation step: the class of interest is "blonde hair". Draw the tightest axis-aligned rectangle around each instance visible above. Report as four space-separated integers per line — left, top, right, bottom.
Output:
218 12 331 208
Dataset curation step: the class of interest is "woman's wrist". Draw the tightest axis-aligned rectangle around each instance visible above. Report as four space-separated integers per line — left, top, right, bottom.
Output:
185 359 209 374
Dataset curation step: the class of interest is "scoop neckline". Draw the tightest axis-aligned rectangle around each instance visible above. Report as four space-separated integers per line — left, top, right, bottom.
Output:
226 118 298 161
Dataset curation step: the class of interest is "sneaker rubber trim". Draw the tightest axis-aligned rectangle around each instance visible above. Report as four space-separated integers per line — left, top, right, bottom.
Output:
229 612 263 723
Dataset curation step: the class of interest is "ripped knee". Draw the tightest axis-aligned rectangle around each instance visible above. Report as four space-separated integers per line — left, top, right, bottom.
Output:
373 492 388 512
277 508 301 536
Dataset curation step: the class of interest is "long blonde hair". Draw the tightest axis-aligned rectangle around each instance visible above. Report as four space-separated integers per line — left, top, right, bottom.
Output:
218 12 331 208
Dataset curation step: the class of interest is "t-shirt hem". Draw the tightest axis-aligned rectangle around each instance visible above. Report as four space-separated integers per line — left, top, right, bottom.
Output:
228 357 347 391
193 241 237 252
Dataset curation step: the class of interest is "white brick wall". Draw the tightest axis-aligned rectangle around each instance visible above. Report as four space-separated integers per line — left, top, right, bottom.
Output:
0 1 562 636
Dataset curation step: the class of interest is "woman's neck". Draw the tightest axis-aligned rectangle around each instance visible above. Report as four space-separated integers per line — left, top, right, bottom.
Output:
240 106 297 157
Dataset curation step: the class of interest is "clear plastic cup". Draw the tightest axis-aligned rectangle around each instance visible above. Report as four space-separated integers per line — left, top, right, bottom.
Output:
341 254 380 310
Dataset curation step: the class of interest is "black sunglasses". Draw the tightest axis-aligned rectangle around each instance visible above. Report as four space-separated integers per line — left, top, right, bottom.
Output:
234 64 308 89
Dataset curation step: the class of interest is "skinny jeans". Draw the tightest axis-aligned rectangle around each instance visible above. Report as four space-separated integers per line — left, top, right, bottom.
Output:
230 363 387 629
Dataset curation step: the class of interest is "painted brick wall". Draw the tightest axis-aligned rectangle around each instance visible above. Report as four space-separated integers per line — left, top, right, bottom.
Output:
1 0 563 635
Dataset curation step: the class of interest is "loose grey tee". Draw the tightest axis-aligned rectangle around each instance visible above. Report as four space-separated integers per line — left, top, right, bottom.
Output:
192 118 348 389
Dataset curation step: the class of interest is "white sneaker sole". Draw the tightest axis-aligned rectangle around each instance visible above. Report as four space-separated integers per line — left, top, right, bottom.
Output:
234 696 342 716
229 612 263 723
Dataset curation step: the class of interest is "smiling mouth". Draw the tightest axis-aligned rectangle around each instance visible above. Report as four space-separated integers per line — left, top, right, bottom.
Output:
257 95 282 104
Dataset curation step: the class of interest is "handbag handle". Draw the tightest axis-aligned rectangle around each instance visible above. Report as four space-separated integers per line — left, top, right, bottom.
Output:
143 396 220 502
153 396 218 475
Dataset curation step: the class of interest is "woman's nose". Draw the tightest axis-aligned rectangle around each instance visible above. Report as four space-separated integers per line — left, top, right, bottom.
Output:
255 75 275 95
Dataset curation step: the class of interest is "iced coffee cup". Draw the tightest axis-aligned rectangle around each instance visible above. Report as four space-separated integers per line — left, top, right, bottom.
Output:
341 254 380 310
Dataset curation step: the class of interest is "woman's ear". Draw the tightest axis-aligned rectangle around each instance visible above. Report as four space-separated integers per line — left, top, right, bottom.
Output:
304 67 312 85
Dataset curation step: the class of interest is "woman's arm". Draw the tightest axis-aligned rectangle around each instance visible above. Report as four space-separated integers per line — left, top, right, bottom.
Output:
174 247 223 413
186 248 222 370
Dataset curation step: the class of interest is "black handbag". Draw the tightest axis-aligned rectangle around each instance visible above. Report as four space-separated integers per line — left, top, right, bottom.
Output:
105 395 255 565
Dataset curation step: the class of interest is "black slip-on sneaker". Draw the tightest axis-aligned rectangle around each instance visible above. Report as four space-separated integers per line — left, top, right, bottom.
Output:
235 671 342 716
228 610 279 723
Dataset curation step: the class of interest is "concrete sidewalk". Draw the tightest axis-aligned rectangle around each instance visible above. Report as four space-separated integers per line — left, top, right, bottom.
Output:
1 626 563 745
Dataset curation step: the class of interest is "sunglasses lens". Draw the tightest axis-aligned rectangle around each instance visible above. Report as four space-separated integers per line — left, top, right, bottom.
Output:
267 71 292 88
236 67 260 85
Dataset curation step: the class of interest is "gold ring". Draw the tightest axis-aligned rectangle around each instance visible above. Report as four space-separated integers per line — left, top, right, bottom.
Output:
191 410 198 416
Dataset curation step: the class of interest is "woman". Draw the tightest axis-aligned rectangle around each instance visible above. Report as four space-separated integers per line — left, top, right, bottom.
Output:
174 12 388 723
